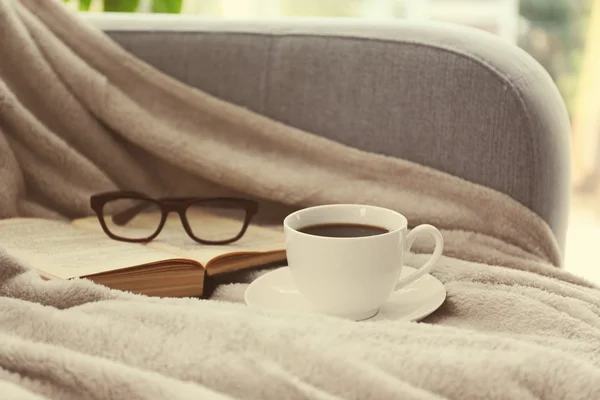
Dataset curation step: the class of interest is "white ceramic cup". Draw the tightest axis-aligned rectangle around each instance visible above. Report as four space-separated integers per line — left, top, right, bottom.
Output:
283 204 444 321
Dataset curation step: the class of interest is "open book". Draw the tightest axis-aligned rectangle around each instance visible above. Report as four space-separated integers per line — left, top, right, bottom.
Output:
0 215 286 298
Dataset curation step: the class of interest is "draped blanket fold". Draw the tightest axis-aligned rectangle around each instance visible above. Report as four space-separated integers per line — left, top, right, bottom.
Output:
1 0 599 399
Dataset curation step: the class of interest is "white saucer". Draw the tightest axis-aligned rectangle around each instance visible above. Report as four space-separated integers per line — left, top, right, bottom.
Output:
244 266 446 322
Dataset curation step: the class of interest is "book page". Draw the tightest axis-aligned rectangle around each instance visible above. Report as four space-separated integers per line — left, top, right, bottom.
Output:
0 218 181 279
149 222 285 266
72 210 285 266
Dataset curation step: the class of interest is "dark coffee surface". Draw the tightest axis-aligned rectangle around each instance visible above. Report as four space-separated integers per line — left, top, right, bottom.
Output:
298 223 388 238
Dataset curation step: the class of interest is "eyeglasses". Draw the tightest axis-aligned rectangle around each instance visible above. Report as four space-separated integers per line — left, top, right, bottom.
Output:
90 191 258 245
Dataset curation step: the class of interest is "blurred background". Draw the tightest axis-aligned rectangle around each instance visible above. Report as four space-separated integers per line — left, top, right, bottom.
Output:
64 0 600 282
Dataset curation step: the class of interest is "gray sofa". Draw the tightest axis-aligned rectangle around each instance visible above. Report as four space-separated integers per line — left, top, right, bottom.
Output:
96 17 571 253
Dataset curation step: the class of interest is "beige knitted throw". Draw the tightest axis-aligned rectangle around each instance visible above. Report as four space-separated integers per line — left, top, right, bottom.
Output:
1 0 599 399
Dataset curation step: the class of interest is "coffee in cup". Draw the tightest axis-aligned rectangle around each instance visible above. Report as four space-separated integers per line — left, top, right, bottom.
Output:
297 223 389 238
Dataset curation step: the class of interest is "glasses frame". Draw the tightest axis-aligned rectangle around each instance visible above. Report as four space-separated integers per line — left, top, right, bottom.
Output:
90 191 259 245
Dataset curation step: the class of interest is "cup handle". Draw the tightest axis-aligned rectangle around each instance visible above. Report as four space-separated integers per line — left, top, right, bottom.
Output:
394 224 444 291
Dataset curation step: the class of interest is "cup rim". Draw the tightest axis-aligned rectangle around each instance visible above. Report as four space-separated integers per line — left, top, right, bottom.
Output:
283 204 407 241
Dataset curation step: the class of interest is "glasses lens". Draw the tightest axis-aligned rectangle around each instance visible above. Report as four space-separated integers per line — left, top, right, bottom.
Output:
102 198 162 240
186 199 248 243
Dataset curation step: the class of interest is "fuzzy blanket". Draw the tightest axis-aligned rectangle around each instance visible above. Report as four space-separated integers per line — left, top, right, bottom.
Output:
1 0 600 399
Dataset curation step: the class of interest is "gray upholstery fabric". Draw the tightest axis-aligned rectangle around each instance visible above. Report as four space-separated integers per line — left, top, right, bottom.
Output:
102 18 571 252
